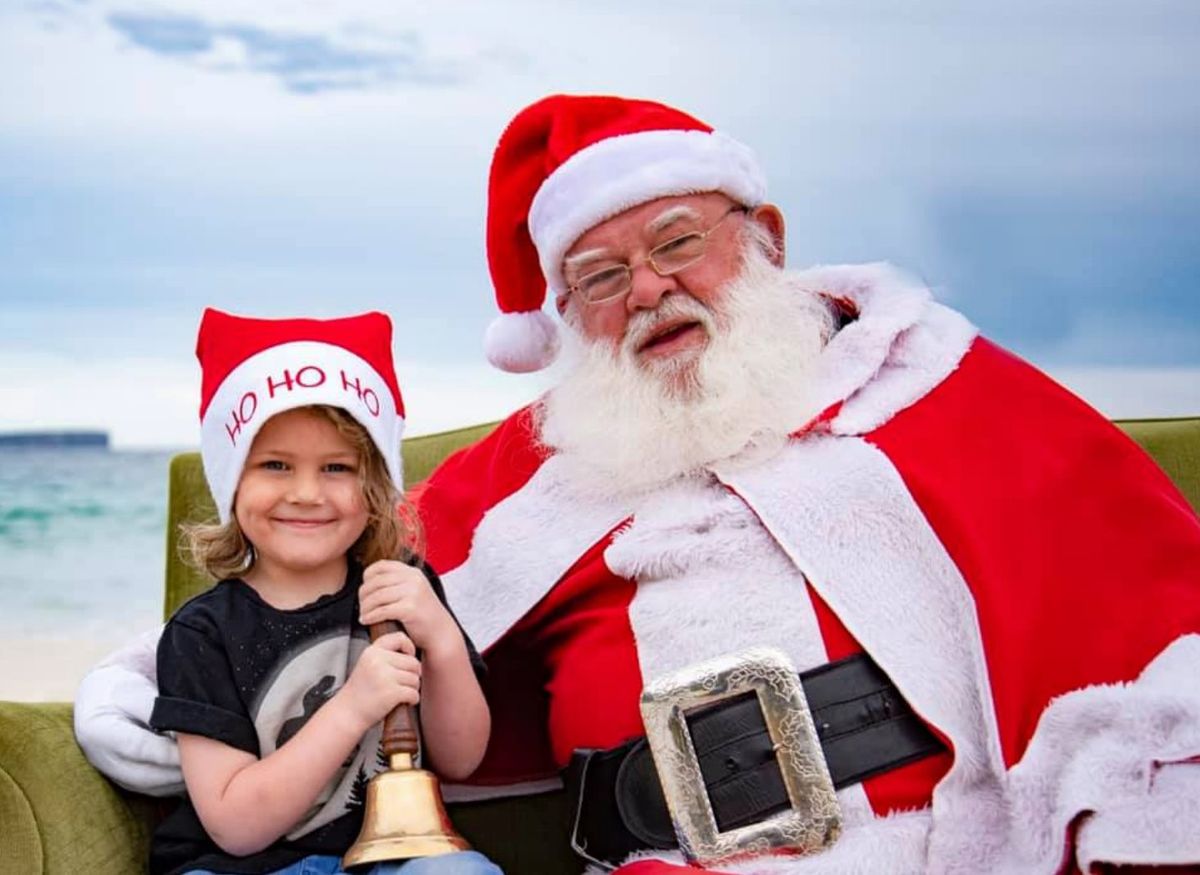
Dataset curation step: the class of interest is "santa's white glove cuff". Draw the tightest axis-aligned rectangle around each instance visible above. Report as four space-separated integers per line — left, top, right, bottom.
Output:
1076 762 1200 869
73 626 184 797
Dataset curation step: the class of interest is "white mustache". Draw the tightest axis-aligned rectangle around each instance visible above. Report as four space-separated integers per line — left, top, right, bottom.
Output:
620 294 716 359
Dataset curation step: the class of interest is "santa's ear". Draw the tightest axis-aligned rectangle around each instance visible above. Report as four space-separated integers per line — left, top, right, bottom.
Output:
749 203 786 267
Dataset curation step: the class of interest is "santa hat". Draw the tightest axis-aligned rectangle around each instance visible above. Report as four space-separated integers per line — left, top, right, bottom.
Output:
484 93 768 373
196 308 405 524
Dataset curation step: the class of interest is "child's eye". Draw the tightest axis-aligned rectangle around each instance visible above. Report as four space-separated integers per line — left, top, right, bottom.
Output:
324 463 356 474
260 460 288 471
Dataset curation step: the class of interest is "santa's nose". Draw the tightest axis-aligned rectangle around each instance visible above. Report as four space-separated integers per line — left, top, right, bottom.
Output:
626 262 678 312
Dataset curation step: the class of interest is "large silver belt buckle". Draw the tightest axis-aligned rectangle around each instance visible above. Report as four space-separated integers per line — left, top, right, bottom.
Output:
639 647 841 868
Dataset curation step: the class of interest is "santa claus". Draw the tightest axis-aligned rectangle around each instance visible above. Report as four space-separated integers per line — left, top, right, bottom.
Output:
78 95 1200 873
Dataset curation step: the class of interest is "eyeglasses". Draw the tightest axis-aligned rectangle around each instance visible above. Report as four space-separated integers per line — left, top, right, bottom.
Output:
565 206 747 305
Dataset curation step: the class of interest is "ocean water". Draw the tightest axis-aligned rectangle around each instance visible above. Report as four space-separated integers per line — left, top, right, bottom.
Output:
0 447 181 639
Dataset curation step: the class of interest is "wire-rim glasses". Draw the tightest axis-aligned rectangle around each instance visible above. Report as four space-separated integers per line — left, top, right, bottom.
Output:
566 206 747 306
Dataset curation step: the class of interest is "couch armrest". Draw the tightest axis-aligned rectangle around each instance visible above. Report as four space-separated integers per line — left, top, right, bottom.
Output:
0 700 164 875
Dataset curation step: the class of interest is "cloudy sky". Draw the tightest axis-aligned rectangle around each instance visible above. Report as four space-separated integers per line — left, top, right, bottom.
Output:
2 0 1198 447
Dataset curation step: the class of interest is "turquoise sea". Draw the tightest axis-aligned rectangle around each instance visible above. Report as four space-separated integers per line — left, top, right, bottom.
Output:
0 448 182 639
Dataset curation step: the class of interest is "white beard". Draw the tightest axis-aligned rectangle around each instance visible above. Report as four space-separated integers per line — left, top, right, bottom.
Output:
537 244 836 498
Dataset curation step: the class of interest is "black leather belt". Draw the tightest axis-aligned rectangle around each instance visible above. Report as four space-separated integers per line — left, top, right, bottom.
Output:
564 653 945 868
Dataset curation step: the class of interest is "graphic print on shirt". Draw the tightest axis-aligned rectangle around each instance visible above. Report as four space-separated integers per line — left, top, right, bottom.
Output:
249 625 385 839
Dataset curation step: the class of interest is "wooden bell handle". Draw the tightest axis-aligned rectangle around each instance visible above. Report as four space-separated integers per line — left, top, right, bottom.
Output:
368 620 420 757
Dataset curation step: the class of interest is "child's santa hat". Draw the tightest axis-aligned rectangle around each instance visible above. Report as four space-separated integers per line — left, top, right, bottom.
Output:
484 93 768 373
196 308 405 523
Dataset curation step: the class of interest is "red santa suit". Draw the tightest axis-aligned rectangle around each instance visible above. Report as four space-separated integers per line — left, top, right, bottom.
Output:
418 264 1200 874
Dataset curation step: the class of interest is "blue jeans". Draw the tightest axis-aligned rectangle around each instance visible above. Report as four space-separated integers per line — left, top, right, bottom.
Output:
186 850 502 874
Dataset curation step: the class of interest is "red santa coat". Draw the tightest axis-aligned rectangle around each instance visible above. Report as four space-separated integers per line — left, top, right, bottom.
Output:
417 265 1200 873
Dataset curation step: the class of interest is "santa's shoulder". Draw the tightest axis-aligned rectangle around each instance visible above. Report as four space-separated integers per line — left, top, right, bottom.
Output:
871 336 1144 458
417 404 551 571
866 334 1198 543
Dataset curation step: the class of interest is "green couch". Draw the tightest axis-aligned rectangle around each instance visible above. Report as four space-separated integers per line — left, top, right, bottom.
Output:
2 417 1198 875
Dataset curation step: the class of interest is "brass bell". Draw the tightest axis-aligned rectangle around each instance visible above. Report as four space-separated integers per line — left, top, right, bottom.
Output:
343 622 471 869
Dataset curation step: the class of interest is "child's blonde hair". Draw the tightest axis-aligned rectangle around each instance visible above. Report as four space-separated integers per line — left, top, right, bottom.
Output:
183 404 423 581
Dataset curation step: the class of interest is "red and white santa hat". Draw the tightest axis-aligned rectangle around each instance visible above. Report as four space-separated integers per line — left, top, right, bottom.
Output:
196 308 405 524
483 93 768 373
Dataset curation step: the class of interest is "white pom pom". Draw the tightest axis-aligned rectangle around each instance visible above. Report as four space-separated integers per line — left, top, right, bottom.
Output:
484 310 560 373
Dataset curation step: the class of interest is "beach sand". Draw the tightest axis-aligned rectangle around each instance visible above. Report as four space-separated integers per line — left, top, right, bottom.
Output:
0 636 128 702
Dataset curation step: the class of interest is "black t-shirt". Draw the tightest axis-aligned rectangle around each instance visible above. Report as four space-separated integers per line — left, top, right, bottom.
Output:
148 560 484 875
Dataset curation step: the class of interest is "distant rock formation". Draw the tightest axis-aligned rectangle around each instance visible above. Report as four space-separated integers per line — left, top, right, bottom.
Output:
0 431 109 449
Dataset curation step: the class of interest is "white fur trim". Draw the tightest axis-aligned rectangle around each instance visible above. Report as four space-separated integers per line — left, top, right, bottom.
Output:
782 263 977 435
73 626 185 796
529 129 767 295
483 309 561 373
1010 634 1200 871
833 301 976 435
1076 778 1200 869
609 479 831 678
200 340 404 522
440 454 634 652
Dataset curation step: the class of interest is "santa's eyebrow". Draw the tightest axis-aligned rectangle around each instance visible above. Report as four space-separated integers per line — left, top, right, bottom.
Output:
563 205 704 278
563 247 613 275
646 205 701 235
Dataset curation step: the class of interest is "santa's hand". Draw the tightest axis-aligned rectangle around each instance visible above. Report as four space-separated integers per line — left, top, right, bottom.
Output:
73 626 185 796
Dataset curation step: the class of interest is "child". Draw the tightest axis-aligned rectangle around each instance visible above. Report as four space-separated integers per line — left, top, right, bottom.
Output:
149 309 500 875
